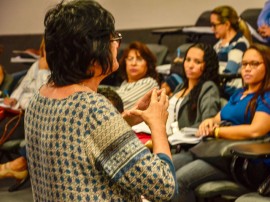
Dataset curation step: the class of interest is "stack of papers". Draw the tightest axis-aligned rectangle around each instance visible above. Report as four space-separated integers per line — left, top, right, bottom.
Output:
132 122 151 134
168 127 202 145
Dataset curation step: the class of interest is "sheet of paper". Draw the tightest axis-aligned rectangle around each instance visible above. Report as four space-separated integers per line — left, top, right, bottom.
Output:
168 128 202 145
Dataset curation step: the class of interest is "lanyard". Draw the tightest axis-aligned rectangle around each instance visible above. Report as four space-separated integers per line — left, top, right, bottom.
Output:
174 88 187 122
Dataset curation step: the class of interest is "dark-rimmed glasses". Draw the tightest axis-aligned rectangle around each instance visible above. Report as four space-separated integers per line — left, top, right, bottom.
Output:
210 22 223 29
110 32 122 47
241 61 264 70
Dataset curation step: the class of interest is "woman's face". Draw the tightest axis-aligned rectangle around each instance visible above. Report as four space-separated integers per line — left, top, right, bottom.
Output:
125 49 148 83
241 49 266 87
184 47 205 81
210 14 227 39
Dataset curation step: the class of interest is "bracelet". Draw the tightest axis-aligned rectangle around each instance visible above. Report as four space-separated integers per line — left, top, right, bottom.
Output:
214 127 220 138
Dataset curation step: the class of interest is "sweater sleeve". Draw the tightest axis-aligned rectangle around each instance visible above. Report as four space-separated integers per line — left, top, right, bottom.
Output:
84 94 177 201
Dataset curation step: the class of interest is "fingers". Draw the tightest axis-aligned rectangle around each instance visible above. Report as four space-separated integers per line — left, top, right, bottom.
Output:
129 109 142 117
3 98 16 106
158 88 167 104
198 120 211 136
165 93 169 109
150 88 158 103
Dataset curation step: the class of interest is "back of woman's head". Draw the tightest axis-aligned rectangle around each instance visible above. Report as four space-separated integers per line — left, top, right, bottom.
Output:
184 43 219 85
119 41 157 81
211 5 252 43
44 0 115 86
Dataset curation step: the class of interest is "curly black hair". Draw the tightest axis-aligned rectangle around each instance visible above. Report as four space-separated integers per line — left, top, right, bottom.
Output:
182 43 220 123
97 87 124 113
44 0 115 86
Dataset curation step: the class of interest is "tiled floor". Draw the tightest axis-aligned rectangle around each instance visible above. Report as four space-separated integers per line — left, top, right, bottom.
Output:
0 178 33 202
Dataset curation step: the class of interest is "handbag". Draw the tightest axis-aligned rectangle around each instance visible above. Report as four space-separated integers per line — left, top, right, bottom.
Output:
0 106 24 145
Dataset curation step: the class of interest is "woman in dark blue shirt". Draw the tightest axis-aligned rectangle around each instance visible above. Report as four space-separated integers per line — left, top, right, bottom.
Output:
199 44 270 138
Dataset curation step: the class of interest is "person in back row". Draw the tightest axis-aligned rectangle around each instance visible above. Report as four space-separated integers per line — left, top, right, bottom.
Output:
4 38 50 110
211 5 252 97
116 41 159 110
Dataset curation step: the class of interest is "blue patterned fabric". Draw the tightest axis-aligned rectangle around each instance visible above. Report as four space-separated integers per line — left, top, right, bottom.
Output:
25 91 176 201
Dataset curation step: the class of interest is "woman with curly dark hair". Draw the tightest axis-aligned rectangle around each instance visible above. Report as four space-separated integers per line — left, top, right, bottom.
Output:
116 41 159 110
166 43 221 136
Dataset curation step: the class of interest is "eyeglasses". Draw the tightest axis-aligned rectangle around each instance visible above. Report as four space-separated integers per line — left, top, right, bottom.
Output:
210 22 223 29
110 32 122 47
241 61 264 70
125 57 144 64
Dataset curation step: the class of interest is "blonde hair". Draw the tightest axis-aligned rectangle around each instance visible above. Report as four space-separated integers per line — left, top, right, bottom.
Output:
211 5 252 44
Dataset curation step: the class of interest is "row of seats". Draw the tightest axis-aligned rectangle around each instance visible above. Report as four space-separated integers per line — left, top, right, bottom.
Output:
152 8 265 46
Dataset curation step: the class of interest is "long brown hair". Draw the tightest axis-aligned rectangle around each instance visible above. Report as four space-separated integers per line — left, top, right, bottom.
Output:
243 43 270 120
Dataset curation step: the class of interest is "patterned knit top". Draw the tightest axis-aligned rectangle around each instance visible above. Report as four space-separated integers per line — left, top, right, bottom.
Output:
25 91 176 202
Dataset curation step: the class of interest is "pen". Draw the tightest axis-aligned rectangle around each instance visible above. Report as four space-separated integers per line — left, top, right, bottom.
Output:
177 47 181 58
3 90 9 98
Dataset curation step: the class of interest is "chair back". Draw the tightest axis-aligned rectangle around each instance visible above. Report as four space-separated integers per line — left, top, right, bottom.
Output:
187 10 217 45
195 10 212 26
240 8 262 31
240 8 268 44
146 43 168 66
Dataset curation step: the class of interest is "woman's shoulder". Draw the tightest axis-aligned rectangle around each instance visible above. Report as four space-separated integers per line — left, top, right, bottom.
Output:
260 90 270 101
120 77 158 86
231 32 249 48
79 91 110 104
140 77 158 84
201 81 219 91
228 88 244 101
131 77 158 87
